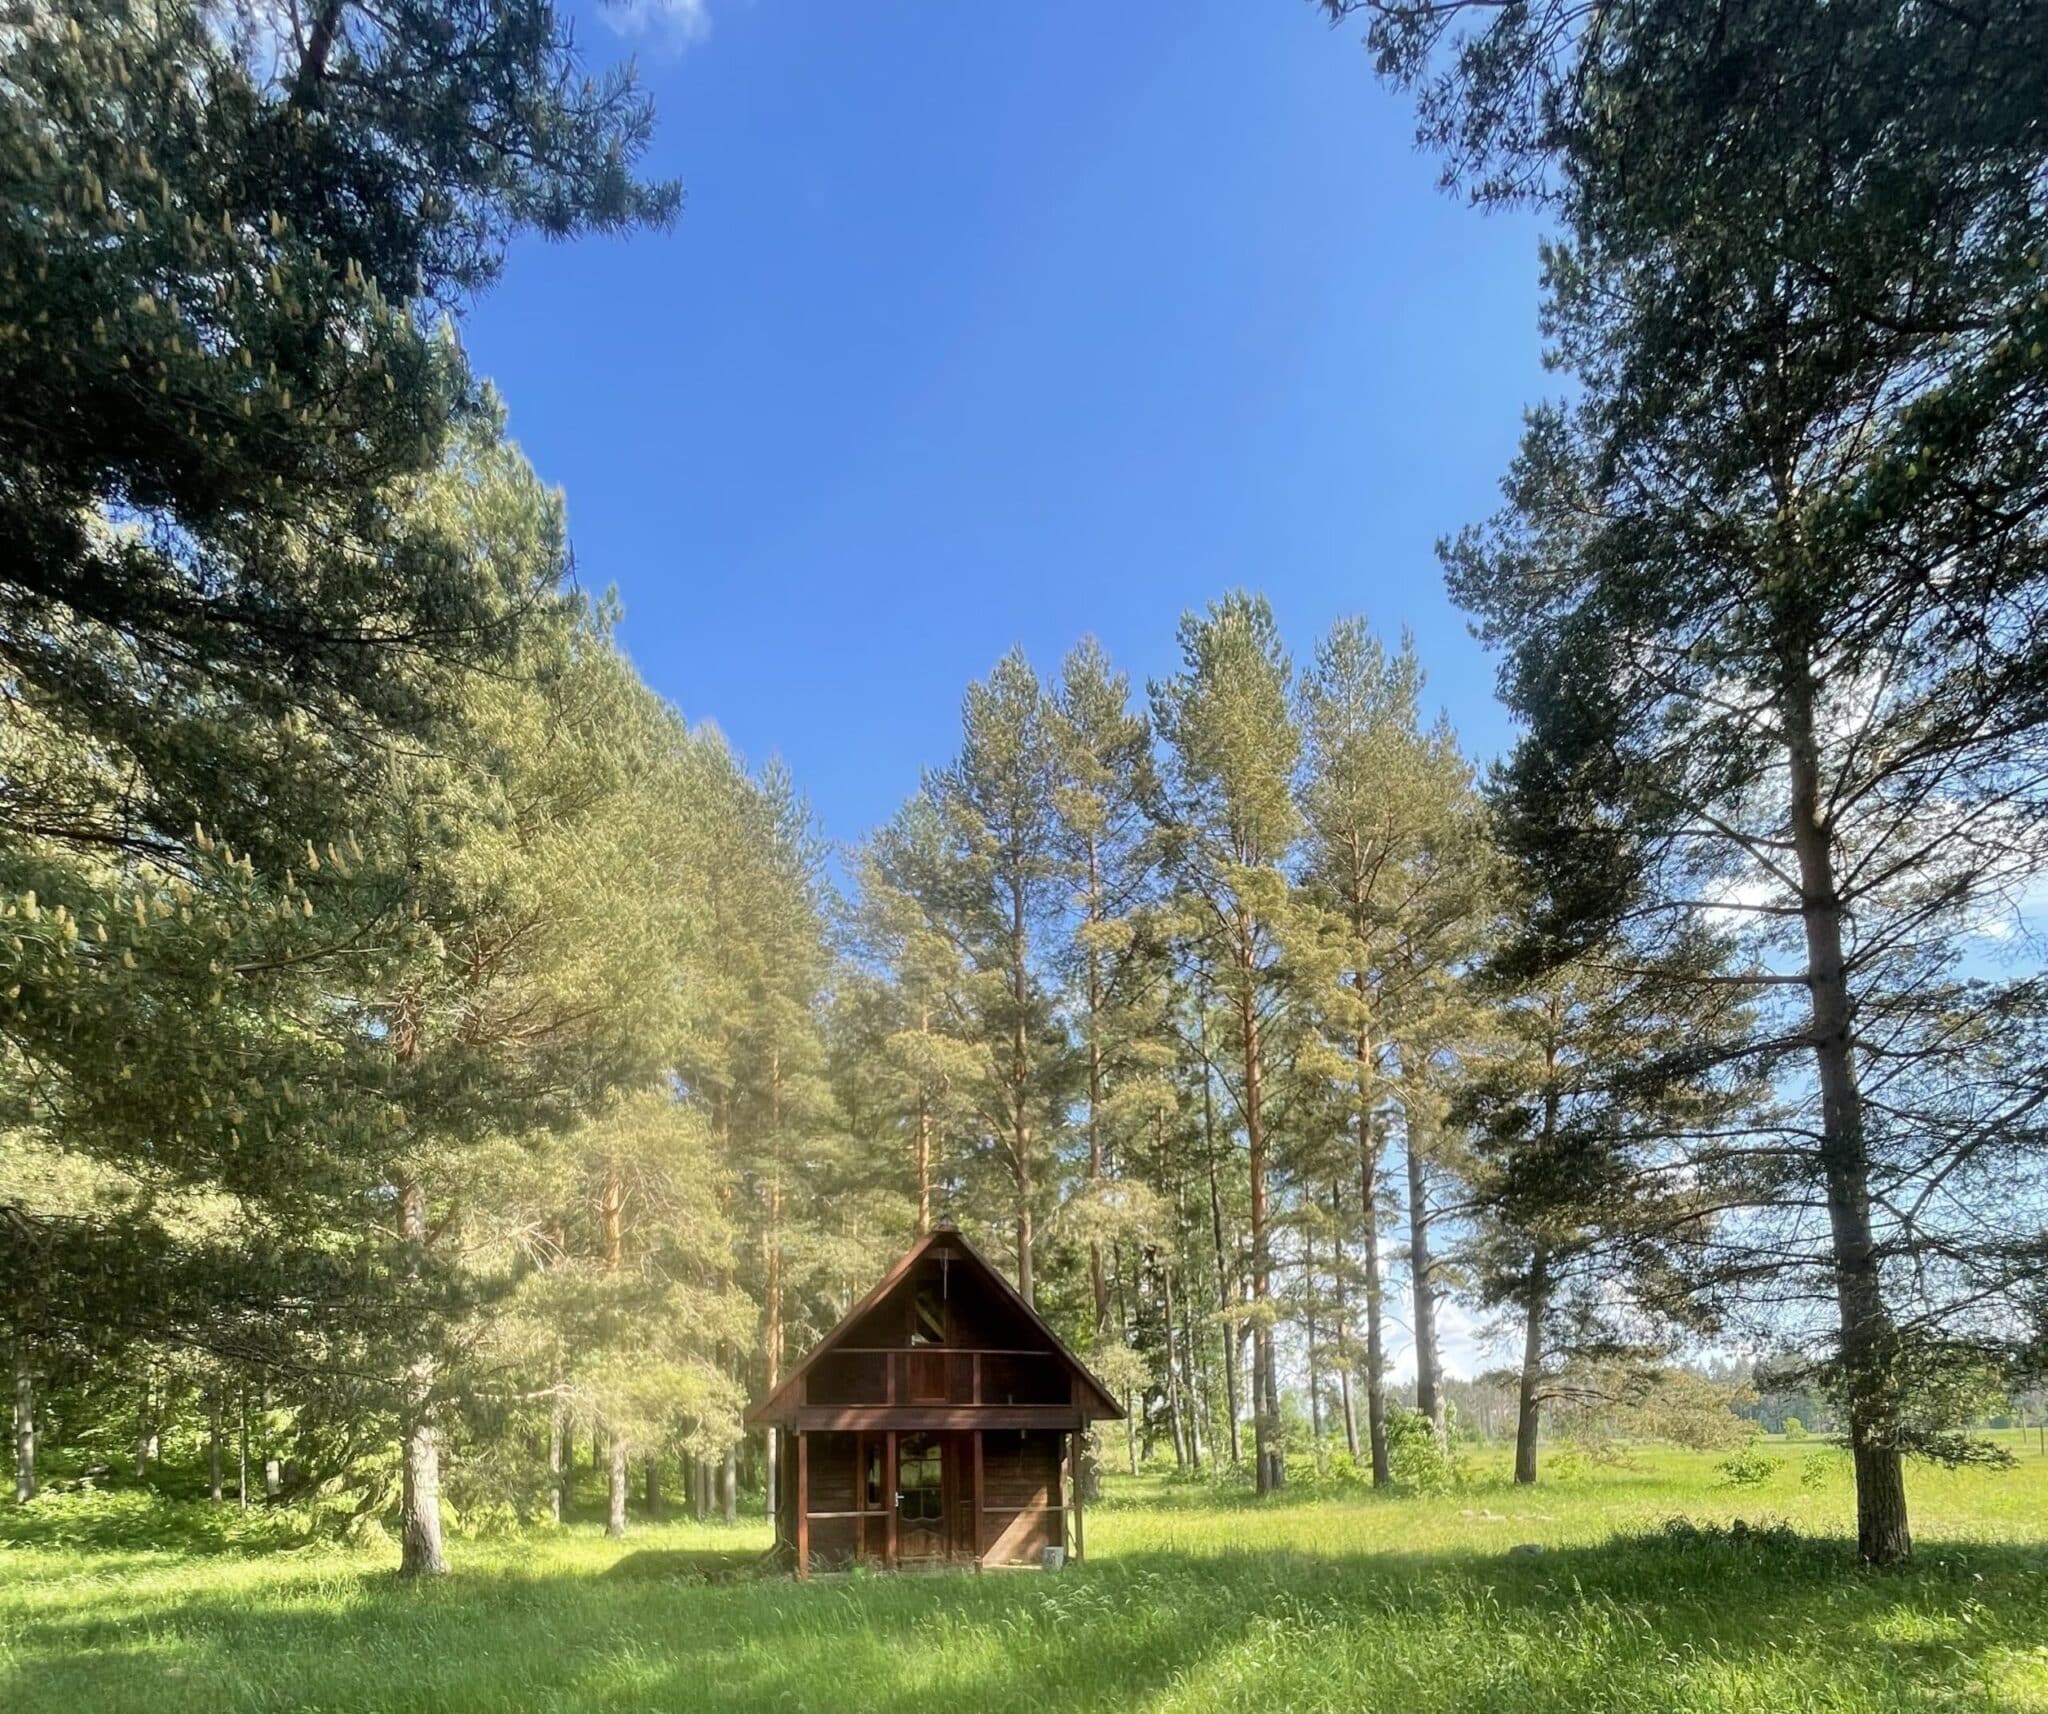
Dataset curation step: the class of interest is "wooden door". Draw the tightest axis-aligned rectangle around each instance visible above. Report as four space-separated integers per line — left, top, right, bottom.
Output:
896 1432 945 1560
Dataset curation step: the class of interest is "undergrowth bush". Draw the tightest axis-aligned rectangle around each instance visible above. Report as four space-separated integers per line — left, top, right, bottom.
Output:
1714 1448 1784 1488
0 1488 339 1555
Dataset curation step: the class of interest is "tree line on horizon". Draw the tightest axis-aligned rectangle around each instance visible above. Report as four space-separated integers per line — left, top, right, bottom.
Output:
3 0 2044 1575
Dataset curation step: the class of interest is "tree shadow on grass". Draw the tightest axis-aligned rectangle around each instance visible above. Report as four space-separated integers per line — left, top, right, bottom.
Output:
8 1523 2047 1714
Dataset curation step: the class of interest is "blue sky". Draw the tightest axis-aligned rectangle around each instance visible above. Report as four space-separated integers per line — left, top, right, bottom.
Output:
460 0 1553 855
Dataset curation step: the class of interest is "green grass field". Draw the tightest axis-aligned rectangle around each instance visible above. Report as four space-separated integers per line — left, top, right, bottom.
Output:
6 1439 2047 1713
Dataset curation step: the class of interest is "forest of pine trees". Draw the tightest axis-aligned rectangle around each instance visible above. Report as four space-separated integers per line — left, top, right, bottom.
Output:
3 0 2044 1579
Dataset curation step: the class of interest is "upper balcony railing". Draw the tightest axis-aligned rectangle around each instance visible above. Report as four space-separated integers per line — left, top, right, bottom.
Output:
801 1347 1068 1409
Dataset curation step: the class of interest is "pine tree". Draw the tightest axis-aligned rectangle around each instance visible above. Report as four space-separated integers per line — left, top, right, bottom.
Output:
1048 638 1167 1349
1458 930 1758 1484
1151 594 1304 1494
1297 617 1486 1462
922 650 1072 1303
1352 0 2048 1567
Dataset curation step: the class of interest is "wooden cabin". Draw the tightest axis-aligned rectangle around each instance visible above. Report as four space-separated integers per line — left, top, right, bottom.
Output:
746 1225 1123 1576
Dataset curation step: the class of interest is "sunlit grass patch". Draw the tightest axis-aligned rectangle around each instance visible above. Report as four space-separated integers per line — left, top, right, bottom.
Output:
4 1443 2046 1714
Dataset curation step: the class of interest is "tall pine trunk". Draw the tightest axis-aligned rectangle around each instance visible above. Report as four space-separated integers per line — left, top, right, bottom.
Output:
1009 871 1035 1304
397 1177 448 1577
602 1158 629 1541
261 1382 280 1499
12 1350 33 1504
720 1445 737 1524
1355 997 1392 1484
1332 1183 1360 1460
1784 651 1910 1565
547 1397 566 1523
764 1056 784 1520
1514 1242 1548 1485
914 1007 933 1239
1240 963 1282 1494
1160 1246 1187 1469
1403 1072 1446 1451
1201 1006 1244 1468
607 1437 628 1539
1304 1218 1325 1458
1085 836 1112 1339
208 1384 223 1503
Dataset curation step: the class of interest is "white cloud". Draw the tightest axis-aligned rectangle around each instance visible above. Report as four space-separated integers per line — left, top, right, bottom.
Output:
603 0 713 50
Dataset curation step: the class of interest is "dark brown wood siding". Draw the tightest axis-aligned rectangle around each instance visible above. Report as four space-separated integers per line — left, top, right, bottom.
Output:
979 1429 1063 1566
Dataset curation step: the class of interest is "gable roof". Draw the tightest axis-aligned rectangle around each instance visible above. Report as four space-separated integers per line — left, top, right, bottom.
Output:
745 1225 1124 1425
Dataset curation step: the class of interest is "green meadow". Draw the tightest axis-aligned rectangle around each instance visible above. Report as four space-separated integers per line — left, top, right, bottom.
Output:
6 1440 2047 1714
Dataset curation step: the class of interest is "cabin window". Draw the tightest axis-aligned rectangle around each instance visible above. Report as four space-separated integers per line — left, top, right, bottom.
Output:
897 1434 943 1523
911 1280 946 1346
863 1438 884 1509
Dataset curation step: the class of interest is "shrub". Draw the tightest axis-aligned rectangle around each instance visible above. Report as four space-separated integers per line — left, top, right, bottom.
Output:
1385 1408 1457 1494
1715 1448 1784 1488
1799 1450 1848 1490
1781 1417 1807 1441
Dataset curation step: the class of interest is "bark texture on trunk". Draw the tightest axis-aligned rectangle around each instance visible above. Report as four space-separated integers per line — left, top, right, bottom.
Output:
1354 1003 1393 1485
400 1400 447 1576
607 1435 628 1539
547 1401 565 1523
1085 839 1111 1340
208 1387 223 1504
1403 1078 1446 1451
601 1159 630 1540
13 1352 33 1504
1010 877 1035 1306
1784 652 1910 1565
397 1177 447 1577
1242 974 1282 1493
1200 1009 1244 1469
1514 1244 1549 1486
1333 1183 1360 1461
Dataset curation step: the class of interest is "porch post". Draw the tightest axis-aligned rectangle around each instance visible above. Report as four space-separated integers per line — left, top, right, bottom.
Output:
794 1431 809 1581
971 1429 985 1567
884 1429 898 1567
1071 1429 1085 1563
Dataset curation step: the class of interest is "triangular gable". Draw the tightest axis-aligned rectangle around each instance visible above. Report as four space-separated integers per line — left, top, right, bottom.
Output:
745 1226 1124 1425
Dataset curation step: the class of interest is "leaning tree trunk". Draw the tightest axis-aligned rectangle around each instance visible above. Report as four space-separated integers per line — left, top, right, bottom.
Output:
397 1177 448 1577
1514 1243 1549 1486
13 1350 33 1503
1784 653 1910 1565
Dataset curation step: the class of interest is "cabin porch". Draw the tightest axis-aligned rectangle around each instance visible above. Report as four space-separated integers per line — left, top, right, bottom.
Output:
774 1423 1083 1576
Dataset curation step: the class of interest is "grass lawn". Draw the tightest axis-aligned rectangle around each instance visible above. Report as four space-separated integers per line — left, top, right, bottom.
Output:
5 1438 2047 1713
